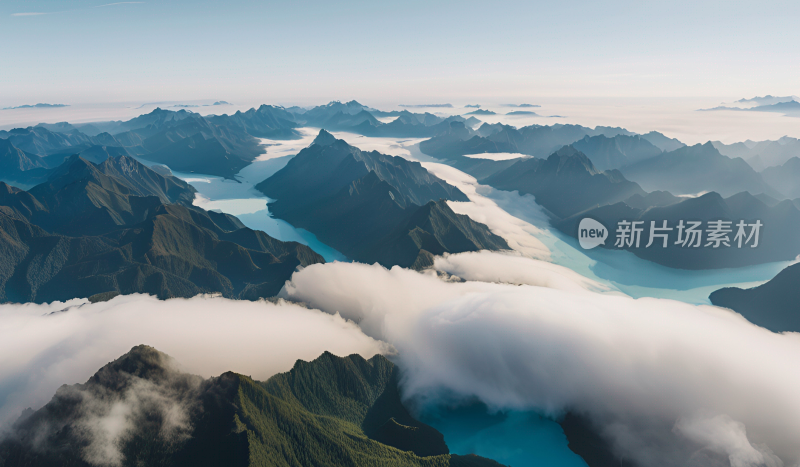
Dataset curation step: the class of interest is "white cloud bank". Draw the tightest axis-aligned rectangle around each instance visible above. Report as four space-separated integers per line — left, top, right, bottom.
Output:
281 256 800 467
2 248 799 467
0 294 387 427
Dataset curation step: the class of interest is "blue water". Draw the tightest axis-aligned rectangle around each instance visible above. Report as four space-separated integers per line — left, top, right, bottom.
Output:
139 132 791 467
134 153 347 262
419 402 588 467
484 187 792 304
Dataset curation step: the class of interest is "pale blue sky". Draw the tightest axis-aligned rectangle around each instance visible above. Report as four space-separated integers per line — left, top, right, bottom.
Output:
1 0 798 105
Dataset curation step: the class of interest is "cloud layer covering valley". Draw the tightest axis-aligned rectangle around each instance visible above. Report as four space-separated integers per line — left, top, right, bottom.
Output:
2 250 799 467
0 294 387 428
282 254 800 467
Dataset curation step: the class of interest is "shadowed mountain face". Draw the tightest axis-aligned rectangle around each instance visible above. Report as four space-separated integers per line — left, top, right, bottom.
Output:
720 136 800 169
256 131 507 267
0 156 323 303
473 123 634 158
0 126 117 156
418 123 670 181
207 104 300 139
621 142 780 198
42 145 133 167
557 191 800 269
0 138 46 173
639 131 686 152
559 413 637 467
572 134 663 171
419 121 518 160
761 157 800 199
136 113 270 178
0 139 50 187
19 155 197 235
484 146 646 220
414 121 524 180
0 346 507 467
710 263 800 333
259 130 467 209
365 199 510 269
1 107 300 179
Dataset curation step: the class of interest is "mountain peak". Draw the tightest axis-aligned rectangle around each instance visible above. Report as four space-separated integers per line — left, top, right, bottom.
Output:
0 138 15 150
549 145 583 158
547 145 597 173
88 345 178 386
313 129 338 146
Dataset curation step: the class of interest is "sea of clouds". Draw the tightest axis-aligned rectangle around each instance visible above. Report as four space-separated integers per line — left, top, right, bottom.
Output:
1 252 798 467
282 253 800 467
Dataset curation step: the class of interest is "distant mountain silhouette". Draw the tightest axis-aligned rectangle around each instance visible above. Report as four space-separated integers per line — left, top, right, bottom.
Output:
286 101 478 138
0 138 50 186
639 131 686 152
484 145 646 219
620 142 780 198
714 136 800 169
0 126 121 156
699 98 800 116
2 103 68 110
761 157 800 199
1 107 300 179
572 134 662 171
735 95 799 106
436 123 639 159
417 122 525 179
207 104 300 139
419 121 516 159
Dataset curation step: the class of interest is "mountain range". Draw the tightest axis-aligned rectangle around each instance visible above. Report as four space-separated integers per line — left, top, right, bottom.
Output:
761 157 800 199
418 121 518 159
713 137 800 169
557 191 800 269
619 142 780 198
285 101 481 138
484 145 646 219
572 134 663 171
1 103 68 110
699 97 800 116
0 345 508 467
0 155 322 303
638 131 686 152
733 95 799 107
256 131 508 267
1 107 302 179
419 122 679 168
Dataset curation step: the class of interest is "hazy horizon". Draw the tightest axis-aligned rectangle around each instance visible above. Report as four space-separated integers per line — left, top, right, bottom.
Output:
2 96 798 145
2 0 799 105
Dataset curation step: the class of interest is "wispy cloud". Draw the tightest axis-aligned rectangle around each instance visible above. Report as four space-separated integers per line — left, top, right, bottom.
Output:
11 12 54 16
